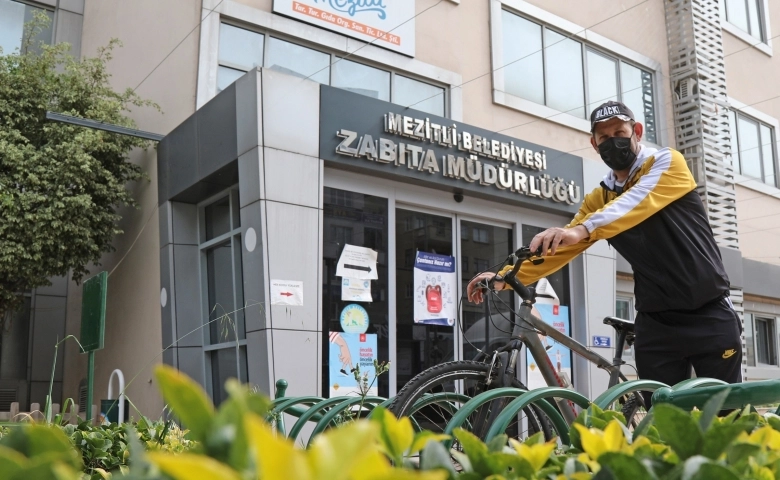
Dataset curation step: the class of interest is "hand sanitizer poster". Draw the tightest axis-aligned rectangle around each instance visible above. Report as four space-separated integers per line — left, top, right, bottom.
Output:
328 331 378 398
526 304 572 390
413 251 456 326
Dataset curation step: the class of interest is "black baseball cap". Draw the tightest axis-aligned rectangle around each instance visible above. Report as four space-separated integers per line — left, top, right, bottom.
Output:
590 101 635 132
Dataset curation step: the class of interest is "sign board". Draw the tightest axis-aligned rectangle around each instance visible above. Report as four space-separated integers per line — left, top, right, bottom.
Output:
328 332 378 397
592 335 611 347
413 251 456 326
320 86 585 215
336 244 378 280
80 271 107 353
526 304 572 389
270 279 304 306
273 0 415 57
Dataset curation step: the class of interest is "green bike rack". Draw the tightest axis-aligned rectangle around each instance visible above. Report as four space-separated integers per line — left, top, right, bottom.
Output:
670 378 728 391
287 396 388 442
652 379 780 412
308 396 387 447
268 396 325 435
592 380 669 410
484 387 591 445
442 387 565 448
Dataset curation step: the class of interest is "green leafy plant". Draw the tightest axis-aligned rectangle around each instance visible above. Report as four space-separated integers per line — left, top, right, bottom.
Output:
0 13 157 318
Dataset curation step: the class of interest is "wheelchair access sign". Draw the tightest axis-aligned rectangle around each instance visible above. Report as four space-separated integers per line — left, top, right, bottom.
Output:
592 336 611 347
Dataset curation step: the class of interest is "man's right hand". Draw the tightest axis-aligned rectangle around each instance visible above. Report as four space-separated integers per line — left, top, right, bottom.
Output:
466 272 505 304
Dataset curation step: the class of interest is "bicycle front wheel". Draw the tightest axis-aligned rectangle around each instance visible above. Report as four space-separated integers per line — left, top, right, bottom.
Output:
387 360 553 442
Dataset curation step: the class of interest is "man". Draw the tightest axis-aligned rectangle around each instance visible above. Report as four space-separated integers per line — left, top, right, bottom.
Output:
467 101 743 392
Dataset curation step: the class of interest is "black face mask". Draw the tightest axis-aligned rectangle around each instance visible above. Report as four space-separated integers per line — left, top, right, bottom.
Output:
597 133 636 171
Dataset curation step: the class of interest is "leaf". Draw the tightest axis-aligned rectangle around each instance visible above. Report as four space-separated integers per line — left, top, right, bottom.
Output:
453 429 489 474
419 441 457 477
598 452 654 480
244 414 311 480
682 456 739 480
699 388 731 432
307 419 388 480
653 404 704 460
1 425 82 471
701 422 746 460
372 407 414 462
147 452 241 480
153 365 214 443
485 434 507 453
409 431 450 455
0 445 26 478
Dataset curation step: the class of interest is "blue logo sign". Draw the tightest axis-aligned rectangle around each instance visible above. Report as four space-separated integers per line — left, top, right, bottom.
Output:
315 0 387 19
340 304 369 333
592 335 611 347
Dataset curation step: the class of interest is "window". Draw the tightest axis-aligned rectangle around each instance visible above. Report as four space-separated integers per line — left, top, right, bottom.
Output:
200 189 247 405
721 0 766 42
474 258 489 273
754 316 777 365
0 0 53 54
498 8 657 142
331 225 353 246
744 313 756 367
461 255 469 274
472 227 489 244
433 220 446 236
216 23 447 116
729 109 777 187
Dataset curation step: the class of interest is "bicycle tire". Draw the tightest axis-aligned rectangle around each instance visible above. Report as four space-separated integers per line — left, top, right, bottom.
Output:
620 393 648 428
388 360 553 442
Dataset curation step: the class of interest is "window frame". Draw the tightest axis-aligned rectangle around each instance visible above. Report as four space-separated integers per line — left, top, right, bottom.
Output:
719 0 773 57
490 0 665 142
0 0 55 53
752 315 778 367
728 97 780 189
213 19 449 117
197 186 248 403
615 295 636 360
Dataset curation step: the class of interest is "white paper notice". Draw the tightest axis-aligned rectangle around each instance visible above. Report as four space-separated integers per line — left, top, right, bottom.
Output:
341 277 373 302
270 279 303 306
335 244 378 280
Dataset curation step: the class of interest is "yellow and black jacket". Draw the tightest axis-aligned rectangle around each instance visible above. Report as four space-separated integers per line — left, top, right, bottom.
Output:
500 146 730 312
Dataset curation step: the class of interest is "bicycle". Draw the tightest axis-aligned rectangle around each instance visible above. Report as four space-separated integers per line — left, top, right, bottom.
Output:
387 245 646 444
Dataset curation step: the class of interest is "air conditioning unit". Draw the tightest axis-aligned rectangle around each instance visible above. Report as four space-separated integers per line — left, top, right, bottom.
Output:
678 78 698 99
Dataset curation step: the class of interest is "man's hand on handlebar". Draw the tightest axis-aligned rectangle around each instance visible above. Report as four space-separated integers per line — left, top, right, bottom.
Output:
466 272 504 305
529 225 589 256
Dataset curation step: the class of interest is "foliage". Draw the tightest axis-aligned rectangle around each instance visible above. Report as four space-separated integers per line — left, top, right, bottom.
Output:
0 13 156 313
5 367 780 479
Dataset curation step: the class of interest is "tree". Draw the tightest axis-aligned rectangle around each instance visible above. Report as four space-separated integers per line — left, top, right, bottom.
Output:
0 16 156 317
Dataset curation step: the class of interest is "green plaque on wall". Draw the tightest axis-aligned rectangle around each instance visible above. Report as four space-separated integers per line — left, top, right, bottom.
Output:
80 271 107 353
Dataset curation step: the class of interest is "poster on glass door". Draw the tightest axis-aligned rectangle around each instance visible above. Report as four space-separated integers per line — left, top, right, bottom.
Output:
413 251 456 326
328 331 378 398
526 303 572 390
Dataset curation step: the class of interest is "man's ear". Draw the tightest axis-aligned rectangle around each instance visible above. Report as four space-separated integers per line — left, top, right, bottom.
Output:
634 122 644 142
590 135 599 153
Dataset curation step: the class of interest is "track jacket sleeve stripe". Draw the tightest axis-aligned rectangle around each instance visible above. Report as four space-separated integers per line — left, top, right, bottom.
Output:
575 148 696 241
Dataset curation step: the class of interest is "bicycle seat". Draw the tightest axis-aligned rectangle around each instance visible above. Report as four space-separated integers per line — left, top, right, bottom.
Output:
603 316 635 334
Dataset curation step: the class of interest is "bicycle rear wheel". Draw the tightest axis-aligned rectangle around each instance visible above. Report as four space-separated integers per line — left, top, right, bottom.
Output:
388 360 553 443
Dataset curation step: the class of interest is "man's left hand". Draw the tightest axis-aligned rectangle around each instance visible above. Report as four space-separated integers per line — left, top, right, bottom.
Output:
530 225 589 256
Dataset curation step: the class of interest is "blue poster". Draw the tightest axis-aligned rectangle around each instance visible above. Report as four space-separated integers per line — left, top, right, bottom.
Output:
526 304 572 389
413 251 456 326
328 332 378 397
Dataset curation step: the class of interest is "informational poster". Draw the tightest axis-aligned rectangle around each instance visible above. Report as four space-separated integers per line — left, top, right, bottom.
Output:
273 0 416 56
328 332 378 397
413 251 456 326
526 304 572 389
341 277 372 302
336 244 378 280
270 279 303 306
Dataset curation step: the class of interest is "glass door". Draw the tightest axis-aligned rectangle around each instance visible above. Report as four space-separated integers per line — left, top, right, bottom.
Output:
395 209 454 387
459 221 515 362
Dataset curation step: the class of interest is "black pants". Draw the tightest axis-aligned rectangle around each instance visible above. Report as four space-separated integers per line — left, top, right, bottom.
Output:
634 296 743 407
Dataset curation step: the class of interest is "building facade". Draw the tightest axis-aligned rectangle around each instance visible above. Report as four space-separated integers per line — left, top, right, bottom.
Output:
1 0 779 417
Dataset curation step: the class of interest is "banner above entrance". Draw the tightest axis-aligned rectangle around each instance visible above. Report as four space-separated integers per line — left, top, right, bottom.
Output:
319 86 585 215
273 0 415 56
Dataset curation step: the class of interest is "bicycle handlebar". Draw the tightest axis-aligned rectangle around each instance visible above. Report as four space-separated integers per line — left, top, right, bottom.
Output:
479 245 545 302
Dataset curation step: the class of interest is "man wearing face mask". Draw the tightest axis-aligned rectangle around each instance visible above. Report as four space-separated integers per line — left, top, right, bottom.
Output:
467 100 742 394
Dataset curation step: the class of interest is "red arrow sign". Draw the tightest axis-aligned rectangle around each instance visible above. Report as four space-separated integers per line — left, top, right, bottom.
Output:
280 292 293 297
